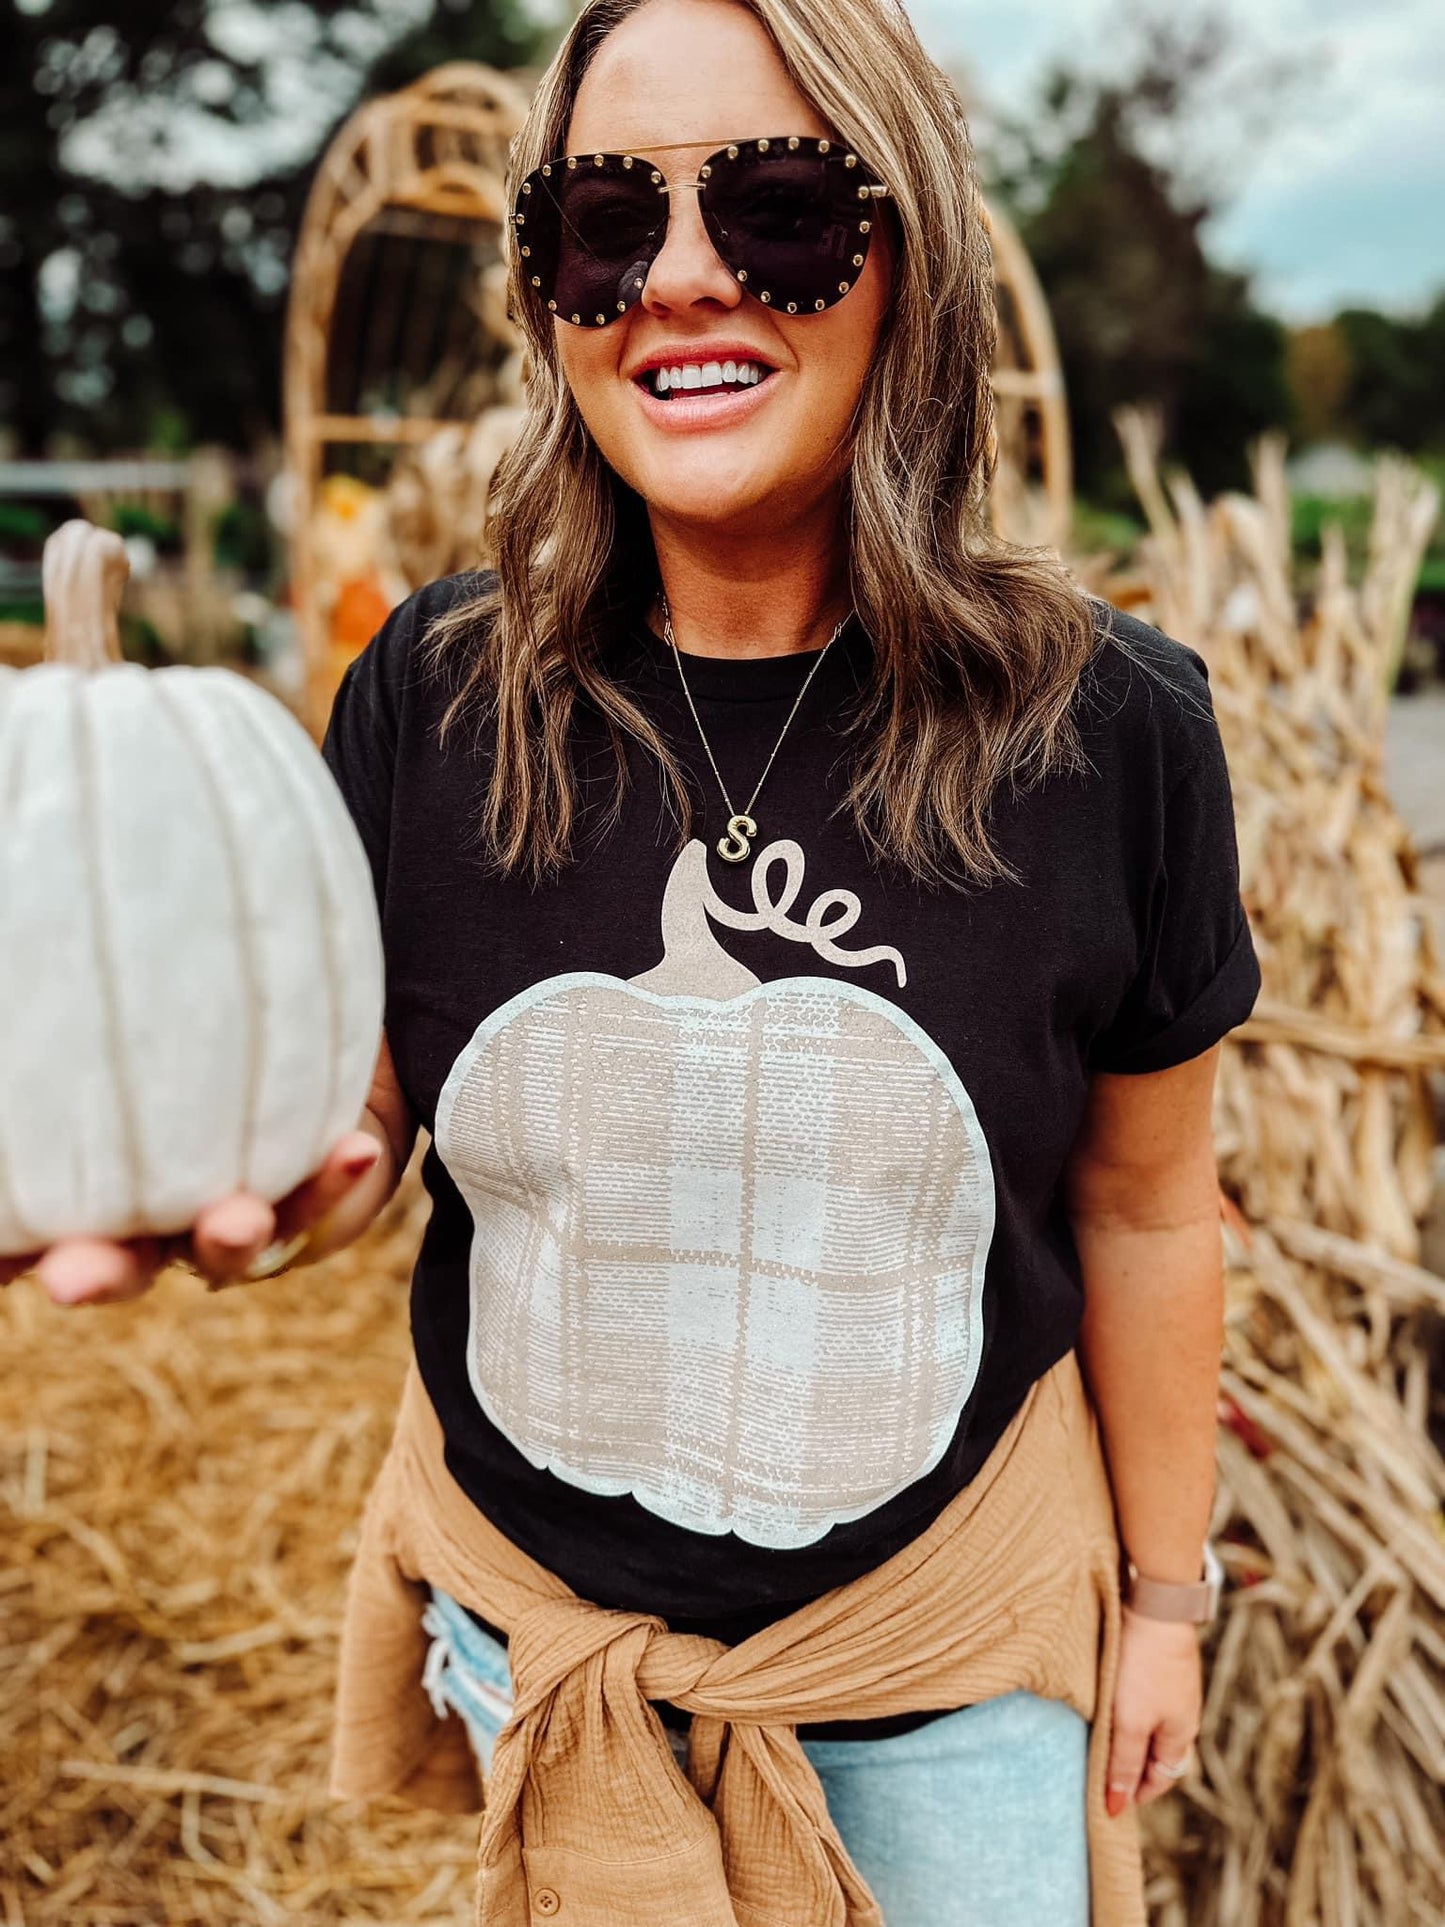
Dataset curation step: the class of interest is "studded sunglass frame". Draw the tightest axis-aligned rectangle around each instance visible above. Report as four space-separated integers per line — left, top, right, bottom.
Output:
511 135 892 327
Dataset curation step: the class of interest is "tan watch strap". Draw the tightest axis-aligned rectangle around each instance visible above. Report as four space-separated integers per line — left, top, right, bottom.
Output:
1124 1541 1223 1623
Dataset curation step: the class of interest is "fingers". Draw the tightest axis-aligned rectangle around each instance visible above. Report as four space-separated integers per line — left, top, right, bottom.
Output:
1136 1725 1195 1805
9 1134 384 1309
36 1237 161 1307
1105 1715 1153 1817
1106 1717 1196 1815
270 1131 385 1243
190 1192 277 1281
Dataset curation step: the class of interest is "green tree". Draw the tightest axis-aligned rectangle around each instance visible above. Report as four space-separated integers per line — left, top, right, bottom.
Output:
0 0 544 455
1335 296 1445 454
986 16 1293 504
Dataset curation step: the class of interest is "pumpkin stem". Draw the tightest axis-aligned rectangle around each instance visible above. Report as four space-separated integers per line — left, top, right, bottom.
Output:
628 841 761 999
42 520 130 670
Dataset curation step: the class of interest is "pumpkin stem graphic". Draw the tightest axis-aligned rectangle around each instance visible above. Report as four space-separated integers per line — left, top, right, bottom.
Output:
42 521 129 672
629 841 761 999
704 837 908 987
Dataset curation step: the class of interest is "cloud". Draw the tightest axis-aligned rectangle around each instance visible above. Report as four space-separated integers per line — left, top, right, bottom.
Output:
61 0 433 193
910 0 1445 319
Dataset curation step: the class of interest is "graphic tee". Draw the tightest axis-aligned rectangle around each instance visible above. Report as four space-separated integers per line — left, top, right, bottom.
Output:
321 573 1261 1737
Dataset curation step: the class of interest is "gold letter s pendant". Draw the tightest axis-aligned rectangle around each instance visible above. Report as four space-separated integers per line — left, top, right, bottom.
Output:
717 813 758 863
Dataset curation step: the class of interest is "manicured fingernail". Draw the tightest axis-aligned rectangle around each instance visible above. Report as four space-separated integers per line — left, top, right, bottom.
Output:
342 1146 381 1178
1106 1788 1126 1817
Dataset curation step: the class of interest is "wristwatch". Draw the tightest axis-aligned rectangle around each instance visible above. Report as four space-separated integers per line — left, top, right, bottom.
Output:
1122 1540 1224 1624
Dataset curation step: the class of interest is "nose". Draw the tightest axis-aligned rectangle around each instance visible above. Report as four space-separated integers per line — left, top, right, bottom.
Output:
640 182 743 319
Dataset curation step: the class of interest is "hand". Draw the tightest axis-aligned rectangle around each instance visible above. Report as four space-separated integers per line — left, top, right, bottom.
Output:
0 1131 385 1307
1104 1603 1203 1816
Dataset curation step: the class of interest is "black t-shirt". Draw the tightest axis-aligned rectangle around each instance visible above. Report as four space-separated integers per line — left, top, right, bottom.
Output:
321 573 1260 1738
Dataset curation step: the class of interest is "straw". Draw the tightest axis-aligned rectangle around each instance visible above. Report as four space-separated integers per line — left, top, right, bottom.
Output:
1105 416 1445 1924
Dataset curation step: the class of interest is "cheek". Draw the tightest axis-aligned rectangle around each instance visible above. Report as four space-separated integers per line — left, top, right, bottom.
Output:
555 325 629 436
787 276 890 432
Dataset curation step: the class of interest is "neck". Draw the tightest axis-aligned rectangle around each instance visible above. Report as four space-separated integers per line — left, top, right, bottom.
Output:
649 501 851 660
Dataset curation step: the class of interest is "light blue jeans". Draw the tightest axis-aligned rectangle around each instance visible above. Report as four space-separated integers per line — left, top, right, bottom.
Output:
421 1584 1091 1926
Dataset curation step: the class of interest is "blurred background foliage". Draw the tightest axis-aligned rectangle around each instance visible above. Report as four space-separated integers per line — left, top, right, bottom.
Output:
0 0 544 454
984 12 1445 510
2 0 1443 618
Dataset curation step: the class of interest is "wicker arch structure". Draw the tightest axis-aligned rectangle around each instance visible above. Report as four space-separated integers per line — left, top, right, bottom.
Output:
284 62 1071 735
284 63 531 730
983 201 1072 558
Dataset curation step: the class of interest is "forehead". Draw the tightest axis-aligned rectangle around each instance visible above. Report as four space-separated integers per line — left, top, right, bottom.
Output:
565 0 830 156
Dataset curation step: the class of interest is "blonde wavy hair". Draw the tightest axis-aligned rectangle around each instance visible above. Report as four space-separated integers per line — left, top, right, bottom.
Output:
422 0 1104 888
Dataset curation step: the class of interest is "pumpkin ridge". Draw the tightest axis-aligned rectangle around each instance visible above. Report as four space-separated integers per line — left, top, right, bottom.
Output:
0 679 38 1247
219 678 355 1180
151 672 267 1192
282 684 389 1154
73 674 148 1234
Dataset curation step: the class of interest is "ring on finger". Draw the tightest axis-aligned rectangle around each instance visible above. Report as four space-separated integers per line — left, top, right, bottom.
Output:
1148 1751 1192 1779
238 1227 317 1284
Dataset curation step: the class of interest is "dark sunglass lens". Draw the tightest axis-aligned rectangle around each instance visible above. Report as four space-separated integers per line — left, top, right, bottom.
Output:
515 157 665 324
700 146 875 313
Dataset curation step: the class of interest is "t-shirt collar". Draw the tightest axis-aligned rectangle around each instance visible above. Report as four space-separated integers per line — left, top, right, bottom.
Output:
622 611 871 705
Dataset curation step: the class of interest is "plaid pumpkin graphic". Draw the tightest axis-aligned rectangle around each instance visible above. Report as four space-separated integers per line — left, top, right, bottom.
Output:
435 840 995 1549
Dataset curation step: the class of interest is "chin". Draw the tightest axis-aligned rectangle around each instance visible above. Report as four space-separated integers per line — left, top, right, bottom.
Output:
650 481 781 529
624 450 787 529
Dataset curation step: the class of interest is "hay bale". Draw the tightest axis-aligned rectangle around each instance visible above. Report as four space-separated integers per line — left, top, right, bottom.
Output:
0 1153 480 1924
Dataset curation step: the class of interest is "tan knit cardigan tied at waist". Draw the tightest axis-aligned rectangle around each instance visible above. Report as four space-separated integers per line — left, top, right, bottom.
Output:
329 1346 1146 1925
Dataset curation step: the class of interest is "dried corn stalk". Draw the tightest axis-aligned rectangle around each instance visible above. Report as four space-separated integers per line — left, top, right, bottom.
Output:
1105 411 1445 1926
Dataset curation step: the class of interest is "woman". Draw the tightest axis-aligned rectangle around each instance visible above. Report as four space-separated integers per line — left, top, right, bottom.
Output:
19 0 1260 1919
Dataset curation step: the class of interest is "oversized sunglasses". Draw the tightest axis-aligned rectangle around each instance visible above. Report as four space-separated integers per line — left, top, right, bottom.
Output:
511 136 891 327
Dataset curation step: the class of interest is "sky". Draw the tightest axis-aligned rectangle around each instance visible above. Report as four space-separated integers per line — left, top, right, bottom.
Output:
49 0 1445 325
911 0 1445 322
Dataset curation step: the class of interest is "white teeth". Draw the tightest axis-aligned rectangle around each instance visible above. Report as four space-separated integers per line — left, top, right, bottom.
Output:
647 358 770 398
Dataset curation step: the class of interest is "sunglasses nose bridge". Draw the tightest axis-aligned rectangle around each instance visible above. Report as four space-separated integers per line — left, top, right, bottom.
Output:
634 175 742 317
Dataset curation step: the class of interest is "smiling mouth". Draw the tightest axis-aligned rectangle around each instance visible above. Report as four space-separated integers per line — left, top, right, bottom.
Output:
637 358 776 401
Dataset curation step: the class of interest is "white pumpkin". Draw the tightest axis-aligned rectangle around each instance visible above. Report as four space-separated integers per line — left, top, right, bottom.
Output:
0 521 384 1255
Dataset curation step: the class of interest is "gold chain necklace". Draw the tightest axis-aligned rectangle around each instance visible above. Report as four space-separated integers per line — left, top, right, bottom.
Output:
660 594 848 864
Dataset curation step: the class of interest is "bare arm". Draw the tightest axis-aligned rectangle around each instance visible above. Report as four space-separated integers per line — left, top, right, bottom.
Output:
1061 1043 1225 1584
